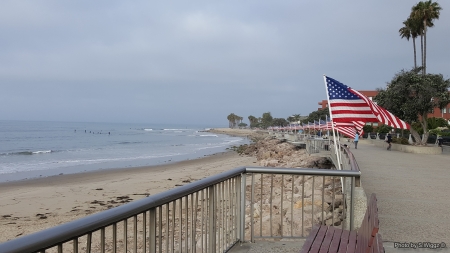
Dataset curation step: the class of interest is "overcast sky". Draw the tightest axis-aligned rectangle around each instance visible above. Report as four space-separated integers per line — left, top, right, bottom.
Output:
1 1 449 127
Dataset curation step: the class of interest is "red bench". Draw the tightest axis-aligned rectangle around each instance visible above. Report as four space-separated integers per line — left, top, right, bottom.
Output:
300 193 383 253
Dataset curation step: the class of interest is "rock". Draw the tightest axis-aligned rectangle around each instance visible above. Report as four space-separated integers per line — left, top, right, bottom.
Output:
267 159 280 167
239 135 339 237
253 203 261 218
314 211 328 223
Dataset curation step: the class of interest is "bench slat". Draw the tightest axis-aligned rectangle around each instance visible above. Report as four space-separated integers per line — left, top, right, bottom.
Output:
356 193 380 252
300 226 321 253
347 230 357 253
372 233 383 253
319 226 336 253
337 230 350 253
329 228 343 252
310 226 329 253
368 194 379 248
370 198 379 239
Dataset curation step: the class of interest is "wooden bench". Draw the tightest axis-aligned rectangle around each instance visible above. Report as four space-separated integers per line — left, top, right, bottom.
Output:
300 193 383 253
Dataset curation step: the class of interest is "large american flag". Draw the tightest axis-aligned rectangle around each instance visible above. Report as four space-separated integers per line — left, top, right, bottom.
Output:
325 76 410 129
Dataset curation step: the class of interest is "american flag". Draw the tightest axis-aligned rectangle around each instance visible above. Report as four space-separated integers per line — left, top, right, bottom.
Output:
334 121 365 138
318 120 326 130
325 76 410 129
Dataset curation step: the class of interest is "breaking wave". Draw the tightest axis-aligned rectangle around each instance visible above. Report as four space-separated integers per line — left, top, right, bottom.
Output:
1 150 54 156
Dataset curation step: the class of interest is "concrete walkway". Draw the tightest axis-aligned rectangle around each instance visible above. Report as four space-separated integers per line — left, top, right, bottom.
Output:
351 140 450 252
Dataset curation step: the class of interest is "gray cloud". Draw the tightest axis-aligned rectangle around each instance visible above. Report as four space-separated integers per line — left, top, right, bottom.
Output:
1 0 449 126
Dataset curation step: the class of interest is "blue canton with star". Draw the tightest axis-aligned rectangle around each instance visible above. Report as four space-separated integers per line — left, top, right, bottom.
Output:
326 77 360 100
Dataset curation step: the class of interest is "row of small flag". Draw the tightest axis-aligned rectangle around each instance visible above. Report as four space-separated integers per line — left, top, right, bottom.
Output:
268 120 363 138
267 120 332 131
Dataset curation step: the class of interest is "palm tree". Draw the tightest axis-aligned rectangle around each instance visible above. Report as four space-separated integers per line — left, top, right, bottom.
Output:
227 113 233 128
227 113 240 128
411 0 442 75
248 115 258 128
399 17 421 69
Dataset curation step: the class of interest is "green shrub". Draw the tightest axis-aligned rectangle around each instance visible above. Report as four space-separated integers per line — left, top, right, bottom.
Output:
229 144 248 154
392 137 409 145
377 124 392 134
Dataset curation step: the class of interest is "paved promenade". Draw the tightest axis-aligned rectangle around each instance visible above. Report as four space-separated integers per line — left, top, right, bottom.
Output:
352 140 450 252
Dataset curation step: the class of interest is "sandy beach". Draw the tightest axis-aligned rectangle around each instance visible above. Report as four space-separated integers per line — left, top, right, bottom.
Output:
0 144 257 243
208 127 267 138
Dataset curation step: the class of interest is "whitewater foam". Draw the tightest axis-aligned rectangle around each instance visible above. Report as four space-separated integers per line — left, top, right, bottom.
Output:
32 150 52 154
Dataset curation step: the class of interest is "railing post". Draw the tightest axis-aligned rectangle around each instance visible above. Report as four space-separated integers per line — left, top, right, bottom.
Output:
239 173 246 243
350 176 355 231
250 174 255 242
235 176 240 242
208 185 216 252
149 208 156 253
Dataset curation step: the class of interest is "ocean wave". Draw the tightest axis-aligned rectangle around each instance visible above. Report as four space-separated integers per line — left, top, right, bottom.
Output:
33 150 52 154
195 145 223 150
0 152 189 174
144 129 153 131
118 141 143 145
198 134 218 137
1 150 54 156
163 129 192 131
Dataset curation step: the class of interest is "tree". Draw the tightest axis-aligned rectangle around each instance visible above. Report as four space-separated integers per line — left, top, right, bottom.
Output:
427 117 449 130
286 116 294 123
273 118 289 127
411 0 442 75
261 112 273 129
292 114 301 122
362 124 374 134
374 68 450 145
248 115 259 128
302 108 330 124
377 124 392 134
399 17 421 69
238 122 248 128
227 113 242 128
227 113 234 128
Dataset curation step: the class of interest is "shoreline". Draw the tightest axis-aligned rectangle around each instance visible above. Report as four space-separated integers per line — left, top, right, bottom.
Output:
207 127 268 139
0 150 257 242
0 151 233 187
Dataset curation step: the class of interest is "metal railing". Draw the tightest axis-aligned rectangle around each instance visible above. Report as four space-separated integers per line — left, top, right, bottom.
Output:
0 167 360 253
244 168 359 242
305 138 331 154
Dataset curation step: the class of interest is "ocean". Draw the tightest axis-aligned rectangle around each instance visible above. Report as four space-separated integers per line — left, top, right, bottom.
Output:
0 120 248 182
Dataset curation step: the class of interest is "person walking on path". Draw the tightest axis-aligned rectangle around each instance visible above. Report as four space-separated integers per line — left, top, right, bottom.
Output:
386 133 392 150
354 131 359 149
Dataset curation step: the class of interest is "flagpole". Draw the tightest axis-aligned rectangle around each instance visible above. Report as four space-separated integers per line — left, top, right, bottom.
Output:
323 75 342 170
326 115 330 137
